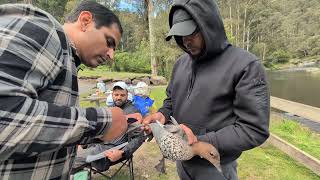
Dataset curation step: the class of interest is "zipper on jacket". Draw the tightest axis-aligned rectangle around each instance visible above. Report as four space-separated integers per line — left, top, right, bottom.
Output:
187 63 197 99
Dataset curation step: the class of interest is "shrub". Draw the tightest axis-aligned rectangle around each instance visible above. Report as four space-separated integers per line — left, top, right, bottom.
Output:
268 50 292 63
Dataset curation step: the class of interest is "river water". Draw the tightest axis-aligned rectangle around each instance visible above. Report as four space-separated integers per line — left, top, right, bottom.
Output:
267 69 320 108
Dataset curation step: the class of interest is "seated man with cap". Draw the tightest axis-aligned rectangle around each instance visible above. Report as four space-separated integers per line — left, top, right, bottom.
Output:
107 81 138 114
74 82 144 172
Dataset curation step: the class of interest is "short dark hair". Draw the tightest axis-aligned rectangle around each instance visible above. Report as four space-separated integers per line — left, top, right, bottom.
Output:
65 0 123 34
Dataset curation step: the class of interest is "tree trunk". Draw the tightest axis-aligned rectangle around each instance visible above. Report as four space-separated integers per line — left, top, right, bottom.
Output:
143 0 149 29
246 26 250 51
23 0 33 4
229 3 233 36
145 0 158 76
242 7 247 49
236 2 240 47
263 43 266 62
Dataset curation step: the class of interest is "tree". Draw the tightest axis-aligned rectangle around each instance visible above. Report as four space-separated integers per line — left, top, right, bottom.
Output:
145 0 158 76
35 0 68 22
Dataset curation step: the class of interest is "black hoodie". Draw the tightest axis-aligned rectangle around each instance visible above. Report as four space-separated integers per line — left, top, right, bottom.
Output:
158 0 270 164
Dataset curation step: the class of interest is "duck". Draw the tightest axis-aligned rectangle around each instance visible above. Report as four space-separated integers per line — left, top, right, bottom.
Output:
149 116 222 172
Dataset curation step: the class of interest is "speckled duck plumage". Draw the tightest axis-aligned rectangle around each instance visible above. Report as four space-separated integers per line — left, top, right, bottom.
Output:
149 117 222 172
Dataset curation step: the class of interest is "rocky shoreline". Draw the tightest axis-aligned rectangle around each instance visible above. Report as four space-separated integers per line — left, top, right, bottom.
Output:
79 75 167 86
272 59 320 72
273 67 320 73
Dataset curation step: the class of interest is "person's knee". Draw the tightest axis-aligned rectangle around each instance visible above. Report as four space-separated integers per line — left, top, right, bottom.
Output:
102 107 128 142
112 107 128 134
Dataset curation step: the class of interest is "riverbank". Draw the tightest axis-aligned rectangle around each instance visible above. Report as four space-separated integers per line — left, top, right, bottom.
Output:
267 55 320 72
78 69 167 86
268 66 320 74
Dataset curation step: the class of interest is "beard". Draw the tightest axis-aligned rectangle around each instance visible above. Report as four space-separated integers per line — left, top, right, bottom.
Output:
114 100 126 107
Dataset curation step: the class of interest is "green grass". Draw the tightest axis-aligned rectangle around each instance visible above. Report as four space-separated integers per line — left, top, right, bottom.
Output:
238 144 320 180
149 86 167 109
270 117 320 160
78 68 149 79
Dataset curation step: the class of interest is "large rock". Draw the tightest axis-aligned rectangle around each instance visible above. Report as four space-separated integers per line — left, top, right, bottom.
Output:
79 76 101 80
150 76 167 85
124 78 132 85
96 77 112 83
112 78 125 82
132 79 140 85
140 76 151 85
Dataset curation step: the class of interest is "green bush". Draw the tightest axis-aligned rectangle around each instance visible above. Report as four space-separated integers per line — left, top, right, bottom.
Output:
113 40 151 73
268 50 292 63
263 60 276 69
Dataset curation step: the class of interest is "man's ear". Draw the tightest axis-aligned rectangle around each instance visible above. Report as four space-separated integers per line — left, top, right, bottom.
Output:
78 11 93 32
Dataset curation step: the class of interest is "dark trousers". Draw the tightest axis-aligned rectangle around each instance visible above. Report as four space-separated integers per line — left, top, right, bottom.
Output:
176 158 238 180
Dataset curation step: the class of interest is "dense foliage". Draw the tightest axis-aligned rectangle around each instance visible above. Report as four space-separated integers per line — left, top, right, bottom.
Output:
1 0 319 77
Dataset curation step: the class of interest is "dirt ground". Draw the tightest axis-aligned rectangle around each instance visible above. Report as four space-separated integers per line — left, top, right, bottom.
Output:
94 140 179 180
78 79 96 94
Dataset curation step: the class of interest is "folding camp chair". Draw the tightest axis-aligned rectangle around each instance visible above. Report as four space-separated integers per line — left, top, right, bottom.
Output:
89 156 134 180
72 124 146 180
87 133 137 180
71 157 134 180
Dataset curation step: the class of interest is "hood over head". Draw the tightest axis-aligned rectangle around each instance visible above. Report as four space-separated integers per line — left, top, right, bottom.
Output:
166 9 197 40
167 0 230 60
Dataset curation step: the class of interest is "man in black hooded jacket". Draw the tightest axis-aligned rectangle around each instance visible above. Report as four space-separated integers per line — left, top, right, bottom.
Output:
143 0 270 179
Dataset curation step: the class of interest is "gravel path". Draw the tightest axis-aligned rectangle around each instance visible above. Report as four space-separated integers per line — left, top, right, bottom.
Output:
78 79 96 94
283 112 320 133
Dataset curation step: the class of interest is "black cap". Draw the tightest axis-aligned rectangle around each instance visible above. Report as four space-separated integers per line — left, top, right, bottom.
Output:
166 9 197 41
